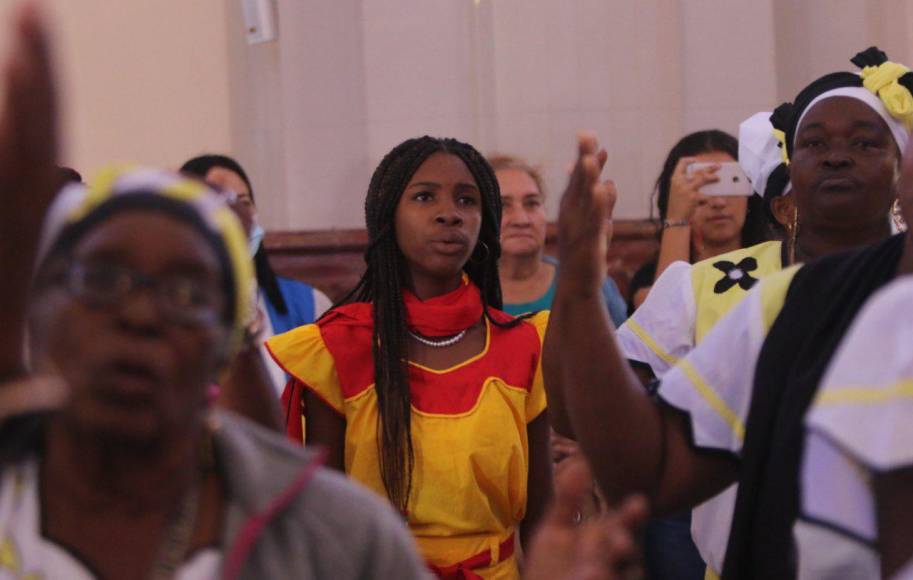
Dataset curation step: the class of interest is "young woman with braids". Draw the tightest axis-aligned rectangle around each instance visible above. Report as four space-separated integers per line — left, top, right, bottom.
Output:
267 136 552 579
547 46 913 579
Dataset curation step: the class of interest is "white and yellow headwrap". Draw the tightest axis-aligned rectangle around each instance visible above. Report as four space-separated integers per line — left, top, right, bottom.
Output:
738 112 792 200
38 166 253 349
778 47 913 165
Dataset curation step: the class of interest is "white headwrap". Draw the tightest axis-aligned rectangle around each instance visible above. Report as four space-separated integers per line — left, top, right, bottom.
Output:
795 86 910 154
739 112 792 198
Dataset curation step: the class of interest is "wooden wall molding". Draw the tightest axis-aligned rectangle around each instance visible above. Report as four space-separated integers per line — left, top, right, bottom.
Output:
265 219 660 302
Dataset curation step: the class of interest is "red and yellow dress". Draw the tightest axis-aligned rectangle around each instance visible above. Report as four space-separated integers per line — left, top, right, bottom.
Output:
266 281 548 580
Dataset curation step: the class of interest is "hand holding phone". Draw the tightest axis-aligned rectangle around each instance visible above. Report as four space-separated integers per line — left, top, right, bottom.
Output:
686 162 752 196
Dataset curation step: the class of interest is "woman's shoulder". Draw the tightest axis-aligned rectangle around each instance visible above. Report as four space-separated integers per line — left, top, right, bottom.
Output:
274 274 315 294
486 309 548 355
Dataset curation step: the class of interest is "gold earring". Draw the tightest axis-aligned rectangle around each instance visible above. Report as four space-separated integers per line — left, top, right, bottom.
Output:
892 199 907 233
788 206 799 265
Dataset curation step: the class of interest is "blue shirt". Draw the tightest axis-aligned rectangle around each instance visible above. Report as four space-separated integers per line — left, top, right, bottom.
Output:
502 256 628 327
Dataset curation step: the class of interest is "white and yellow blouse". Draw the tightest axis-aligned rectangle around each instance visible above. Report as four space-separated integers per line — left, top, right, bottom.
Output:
616 240 785 574
796 277 913 580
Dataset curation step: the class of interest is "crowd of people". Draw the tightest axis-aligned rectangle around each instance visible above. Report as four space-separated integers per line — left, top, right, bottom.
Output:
1 2 913 579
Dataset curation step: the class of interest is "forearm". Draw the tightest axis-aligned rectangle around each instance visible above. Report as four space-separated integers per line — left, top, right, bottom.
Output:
553 281 666 504
655 225 692 278
219 347 283 431
520 413 553 549
303 389 346 471
542 298 574 438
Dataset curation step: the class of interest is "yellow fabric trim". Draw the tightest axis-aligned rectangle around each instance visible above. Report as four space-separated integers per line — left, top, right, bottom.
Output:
625 318 679 367
410 319 491 374
814 379 913 407
65 166 252 346
862 62 913 129
70 165 128 221
161 178 209 202
410 377 531 419
772 128 790 165
759 264 802 332
677 359 745 441
692 241 784 343
343 378 532 566
267 324 346 414
0 536 20 574
212 207 253 346
528 309 550 338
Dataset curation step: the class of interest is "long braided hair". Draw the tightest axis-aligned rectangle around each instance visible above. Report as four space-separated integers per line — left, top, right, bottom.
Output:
333 136 511 513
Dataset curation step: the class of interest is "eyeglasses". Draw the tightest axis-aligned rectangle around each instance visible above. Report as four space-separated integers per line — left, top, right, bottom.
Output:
63 261 225 327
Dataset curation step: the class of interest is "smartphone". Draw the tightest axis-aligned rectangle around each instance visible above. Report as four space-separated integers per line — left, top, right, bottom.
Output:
686 161 752 196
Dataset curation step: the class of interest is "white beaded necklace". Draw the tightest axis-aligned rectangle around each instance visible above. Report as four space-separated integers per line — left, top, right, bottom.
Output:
408 328 468 348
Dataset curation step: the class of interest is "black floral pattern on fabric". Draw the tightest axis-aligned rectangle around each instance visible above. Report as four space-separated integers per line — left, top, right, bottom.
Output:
712 257 759 294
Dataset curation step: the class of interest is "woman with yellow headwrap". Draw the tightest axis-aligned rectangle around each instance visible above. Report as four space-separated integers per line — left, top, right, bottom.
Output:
547 46 913 579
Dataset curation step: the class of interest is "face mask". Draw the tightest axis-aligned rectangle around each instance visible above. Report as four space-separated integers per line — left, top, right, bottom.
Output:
248 222 265 256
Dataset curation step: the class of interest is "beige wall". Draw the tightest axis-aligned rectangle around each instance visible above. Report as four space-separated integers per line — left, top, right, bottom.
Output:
4 0 913 228
772 0 913 102
0 0 234 177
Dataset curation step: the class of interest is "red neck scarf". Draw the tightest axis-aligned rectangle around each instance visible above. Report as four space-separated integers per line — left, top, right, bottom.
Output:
323 278 485 337
402 279 484 337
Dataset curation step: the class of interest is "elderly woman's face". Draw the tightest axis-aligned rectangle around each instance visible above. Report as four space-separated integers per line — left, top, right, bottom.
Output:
30 211 231 446
498 168 547 258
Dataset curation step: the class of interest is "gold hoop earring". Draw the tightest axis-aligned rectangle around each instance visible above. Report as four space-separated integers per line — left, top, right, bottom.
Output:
469 241 490 265
892 199 907 233
787 206 799 265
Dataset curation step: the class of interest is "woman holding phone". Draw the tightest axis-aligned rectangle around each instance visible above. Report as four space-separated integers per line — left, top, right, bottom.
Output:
653 130 773 280
621 130 775 580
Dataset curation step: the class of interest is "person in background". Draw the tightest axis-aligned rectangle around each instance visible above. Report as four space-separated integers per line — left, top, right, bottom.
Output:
631 130 776 305
490 154 627 326
180 154 332 396
651 130 773 280
626 261 656 315
620 129 780 580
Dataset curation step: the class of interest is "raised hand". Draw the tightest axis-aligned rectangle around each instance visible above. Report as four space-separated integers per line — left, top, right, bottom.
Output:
524 457 648 580
557 132 615 293
666 157 719 223
0 0 60 236
0 1 60 381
